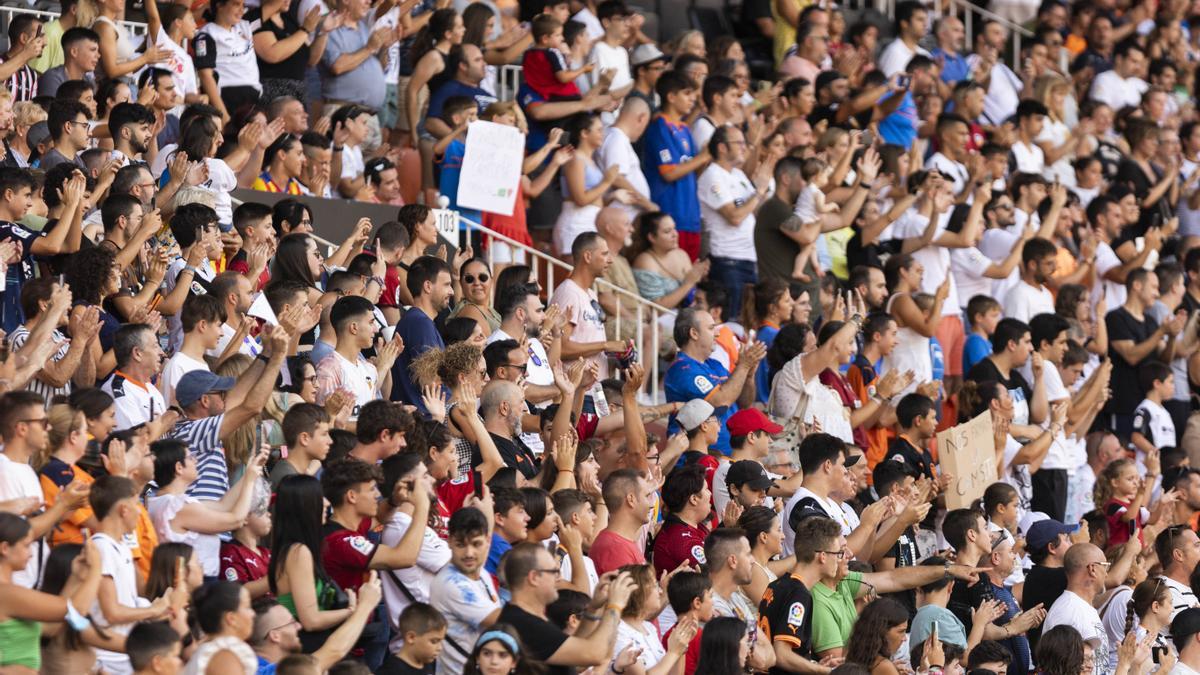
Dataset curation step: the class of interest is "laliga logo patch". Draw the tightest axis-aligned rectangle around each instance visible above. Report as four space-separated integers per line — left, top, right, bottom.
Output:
691 545 706 564
693 376 714 394
225 568 238 582
787 602 805 627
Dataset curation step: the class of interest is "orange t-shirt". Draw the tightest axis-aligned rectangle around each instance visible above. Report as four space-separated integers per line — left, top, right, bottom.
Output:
132 503 159 583
39 460 96 547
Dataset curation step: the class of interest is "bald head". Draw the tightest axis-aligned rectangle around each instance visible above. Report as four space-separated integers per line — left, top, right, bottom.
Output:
596 206 630 237
480 380 522 418
620 95 649 119
1063 542 1103 575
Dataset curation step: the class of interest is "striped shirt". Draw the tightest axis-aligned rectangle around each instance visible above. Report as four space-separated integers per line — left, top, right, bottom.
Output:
8 325 70 405
168 415 229 503
0 59 37 102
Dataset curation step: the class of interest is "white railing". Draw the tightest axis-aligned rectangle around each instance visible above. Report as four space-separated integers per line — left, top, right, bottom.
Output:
311 210 675 402
0 6 147 37
499 64 522 102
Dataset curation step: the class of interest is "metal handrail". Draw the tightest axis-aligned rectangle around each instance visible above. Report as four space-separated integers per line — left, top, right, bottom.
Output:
499 64 522 102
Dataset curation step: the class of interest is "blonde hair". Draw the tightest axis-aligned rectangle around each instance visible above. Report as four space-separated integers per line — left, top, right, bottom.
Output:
409 342 483 389
78 0 100 31
482 101 517 120
1033 74 1069 118
42 404 85 470
14 100 46 129
1094 457 1135 507
216 354 256 470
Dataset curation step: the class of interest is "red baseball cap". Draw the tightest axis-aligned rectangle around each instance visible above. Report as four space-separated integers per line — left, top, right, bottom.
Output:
726 408 783 436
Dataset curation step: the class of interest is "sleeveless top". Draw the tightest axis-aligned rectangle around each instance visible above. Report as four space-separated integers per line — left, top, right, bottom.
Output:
882 293 933 391
425 48 453 95
632 268 682 303
560 156 605 203
0 617 41 668
182 636 258 675
94 16 136 76
447 299 501 333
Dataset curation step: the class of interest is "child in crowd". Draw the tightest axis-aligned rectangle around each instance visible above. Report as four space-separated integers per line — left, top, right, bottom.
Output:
1130 361 1176 461
127 621 184 675
663 571 712 675
521 14 601 101
434 96 482 225
792 157 839 282
383 602 447 674
963 295 1002 373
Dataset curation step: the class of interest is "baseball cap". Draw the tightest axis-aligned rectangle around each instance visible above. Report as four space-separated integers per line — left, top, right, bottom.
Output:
726 460 774 490
676 399 715 432
27 121 50 150
1025 518 1079 552
1172 607 1200 647
631 43 669 67
175 371 236 408
726 408 784 436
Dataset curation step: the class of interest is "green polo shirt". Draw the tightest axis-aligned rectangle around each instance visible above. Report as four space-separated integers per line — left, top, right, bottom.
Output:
811 571 863 654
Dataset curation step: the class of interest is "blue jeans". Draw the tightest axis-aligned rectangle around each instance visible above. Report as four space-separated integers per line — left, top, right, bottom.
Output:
708 256 758 319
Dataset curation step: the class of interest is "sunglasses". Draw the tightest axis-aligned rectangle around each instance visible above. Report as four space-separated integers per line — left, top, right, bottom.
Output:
464 273 490 284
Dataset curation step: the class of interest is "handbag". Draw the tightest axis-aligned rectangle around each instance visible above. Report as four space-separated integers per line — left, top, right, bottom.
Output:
765 360 811 461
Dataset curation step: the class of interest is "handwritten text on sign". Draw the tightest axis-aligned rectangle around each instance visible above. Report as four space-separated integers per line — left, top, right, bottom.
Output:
456 121 525 217
936 411 998 511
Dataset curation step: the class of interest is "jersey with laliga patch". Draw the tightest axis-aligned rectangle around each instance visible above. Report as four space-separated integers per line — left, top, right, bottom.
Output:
219 540 270 584
435 472 475 540
102 371 168 432
322 517 377 592
652 514 708 578
0 221 43 333
1131 398 1176 450
643 114 701 233
760 573 815 675
665 353 736 454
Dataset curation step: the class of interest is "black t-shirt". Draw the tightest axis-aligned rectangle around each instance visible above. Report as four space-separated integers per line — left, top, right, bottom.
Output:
254 12 309 81
754 196 816 299
886 436 935 481
966 358 1033 423
496 603 572 675
947 576 992 630
759 573 815 675
1106 306 1161 416
883 526 921 618
475 432 539 479
1022 565 1067 649
378 654 435 675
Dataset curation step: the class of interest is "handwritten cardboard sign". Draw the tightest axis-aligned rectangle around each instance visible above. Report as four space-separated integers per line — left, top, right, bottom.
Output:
456 120 525 216
936 411 998 510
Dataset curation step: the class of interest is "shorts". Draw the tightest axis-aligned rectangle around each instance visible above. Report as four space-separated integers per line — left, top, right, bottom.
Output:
394 76 429 133
935 314 966 377
378 83 401 129
677 230 701 261
488 240 528 265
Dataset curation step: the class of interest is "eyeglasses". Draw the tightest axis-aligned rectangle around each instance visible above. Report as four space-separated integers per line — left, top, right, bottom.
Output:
464 273 490 284
1088 561 1112 570
67 120 89 128
533 568 561 578
504 362 528 373
267 618 301 633
19 417 49 429
819 549 847 559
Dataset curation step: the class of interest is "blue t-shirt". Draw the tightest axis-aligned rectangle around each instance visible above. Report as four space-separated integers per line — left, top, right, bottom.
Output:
391 307 445 411
664 353 736 454
257 656 277 675
427 79 498 121
516 84 552 153
878 91 918 150
963 333 993 373
931 48 970 83
643 115 701 233
754 324 780 405
485 532 511 575
436 138 482 224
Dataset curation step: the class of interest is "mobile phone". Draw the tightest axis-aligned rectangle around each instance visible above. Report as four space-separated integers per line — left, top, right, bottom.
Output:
472 469 483 498
860 129 874 147
931 621 939 644
897 74 911 88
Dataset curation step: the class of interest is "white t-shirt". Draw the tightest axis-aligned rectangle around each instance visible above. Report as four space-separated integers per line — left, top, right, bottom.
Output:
160 351 209 408
201 157 238 225
951 247 996 311
377 8 401 85
207 323 262 360
782 487 850 556
92 531 144 674
1003 280 1055 322
1037 117 1075 184
926 152 970 197
878 39 929 77
572 7 604 40
383 510 451 652
893 208 960 315
968 57 1022 125
550 278 609 378
589 40 631 92
559 548 599 594
1164 576 1199 620
315 351 380 415
1011 140 1046 175
0 452 47 589
597 126 651 222
614 621 668 671
699 163 758 262
1133 397 1176 450
1044 590 1110 673
1090 71 1149 112
429 564 502 675
196 19 262 92
163 258 217 354
979 227 1022 302
691 115 718 153
155 28 198 110
340 144 365 180
1094 241 1128 309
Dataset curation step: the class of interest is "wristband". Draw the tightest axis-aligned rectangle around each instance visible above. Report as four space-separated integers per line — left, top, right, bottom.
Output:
65 600 91 631
332 145 344 152
606 604 622 613
611 660 627 674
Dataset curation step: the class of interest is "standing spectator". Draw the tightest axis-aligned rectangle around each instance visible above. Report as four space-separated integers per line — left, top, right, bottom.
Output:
41 99 90 171
0 16 45 102
553 113 620 257
879 1 930 77
102 324 167 431
597 96 656 222
253 0 331 103
1107 269 1183 438
1042 544 1111 673
321 0 401 114
194 0 263 120
1089 40 1148 112
391 256 454 412
698 125 770 318
644 71 710 260
1004 238 1058 322
549 232 630 380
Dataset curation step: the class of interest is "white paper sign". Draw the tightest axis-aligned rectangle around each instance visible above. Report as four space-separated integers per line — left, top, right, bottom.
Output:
247 292 278 326
456 120 525 216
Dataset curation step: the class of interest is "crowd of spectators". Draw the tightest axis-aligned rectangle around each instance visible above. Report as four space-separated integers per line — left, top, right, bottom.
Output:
5 0 1200 673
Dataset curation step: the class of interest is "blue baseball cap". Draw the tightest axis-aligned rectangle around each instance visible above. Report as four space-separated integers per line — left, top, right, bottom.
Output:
175 370 236 408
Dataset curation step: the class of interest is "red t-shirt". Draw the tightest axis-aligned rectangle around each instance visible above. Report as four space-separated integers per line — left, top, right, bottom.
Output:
379 266 402 309
220 540 270 585
227 252 271 291
590 529 645 576
652 515 707 578
321 517 377 592
663 624 703 675
435 472 475 540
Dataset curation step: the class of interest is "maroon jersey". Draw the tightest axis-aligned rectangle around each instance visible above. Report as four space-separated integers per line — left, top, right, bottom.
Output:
322 517 377 593
220 540 270 585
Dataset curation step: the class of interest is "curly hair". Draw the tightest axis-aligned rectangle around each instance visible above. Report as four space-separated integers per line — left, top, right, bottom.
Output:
65 246 117 305
616 564 658 620
409 341 483 389
845 598 909 668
